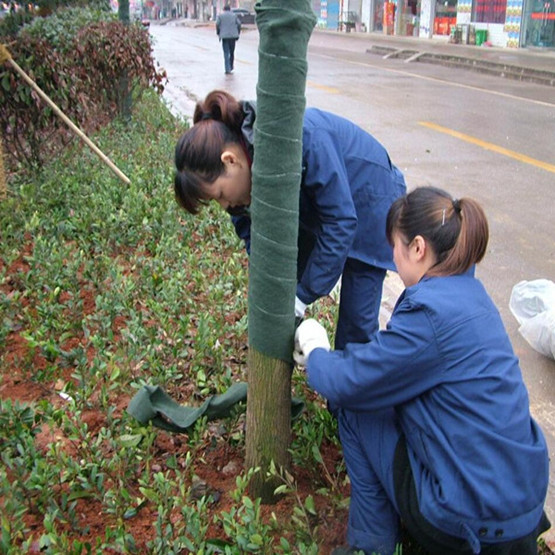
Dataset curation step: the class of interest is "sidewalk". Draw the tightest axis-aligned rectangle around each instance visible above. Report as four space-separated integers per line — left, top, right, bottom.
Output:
313 27 555 85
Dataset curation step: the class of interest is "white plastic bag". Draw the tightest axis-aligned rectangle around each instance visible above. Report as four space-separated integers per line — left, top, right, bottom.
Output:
509 279 555 360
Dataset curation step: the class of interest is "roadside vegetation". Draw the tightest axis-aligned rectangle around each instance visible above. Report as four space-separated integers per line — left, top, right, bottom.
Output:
0 86 354 552
0 4 165 173
0 5 353 552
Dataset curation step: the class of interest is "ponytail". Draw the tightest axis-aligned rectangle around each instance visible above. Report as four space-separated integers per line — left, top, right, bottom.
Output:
386 186 489 277
193 90 244 131
174 90 245 214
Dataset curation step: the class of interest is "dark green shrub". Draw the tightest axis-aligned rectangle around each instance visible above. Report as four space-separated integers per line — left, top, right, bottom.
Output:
20 6 115 52
0 8 35 39
75 20 166 114
0 35 76 172
0 8 166 173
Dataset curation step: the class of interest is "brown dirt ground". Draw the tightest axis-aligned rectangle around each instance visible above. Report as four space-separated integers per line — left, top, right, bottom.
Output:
0 246 350 553
1 246 552 554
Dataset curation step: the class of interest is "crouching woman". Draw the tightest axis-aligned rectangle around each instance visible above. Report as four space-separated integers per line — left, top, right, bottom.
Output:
294 186 550 555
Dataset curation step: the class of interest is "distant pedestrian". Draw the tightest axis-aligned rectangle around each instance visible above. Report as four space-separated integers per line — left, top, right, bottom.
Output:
216 4 241 75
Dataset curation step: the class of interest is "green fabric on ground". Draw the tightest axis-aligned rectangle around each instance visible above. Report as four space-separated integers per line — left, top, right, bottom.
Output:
248 0 316 362
127 382 304 433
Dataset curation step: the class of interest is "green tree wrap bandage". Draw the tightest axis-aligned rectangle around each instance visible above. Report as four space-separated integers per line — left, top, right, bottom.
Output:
248 0 316 362
127 383 304 433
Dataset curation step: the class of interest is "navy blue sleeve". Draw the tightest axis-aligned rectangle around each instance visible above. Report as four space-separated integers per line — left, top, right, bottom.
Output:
306 300 442 411
231 214 251 254
297 131 357 304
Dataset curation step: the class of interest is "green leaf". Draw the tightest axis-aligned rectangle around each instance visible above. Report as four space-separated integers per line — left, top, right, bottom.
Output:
118 433 143 447
1 74 10 92
242 495 254 509
311 444 323 463
273 484 289 496
304 494 316 515
67 490 94 501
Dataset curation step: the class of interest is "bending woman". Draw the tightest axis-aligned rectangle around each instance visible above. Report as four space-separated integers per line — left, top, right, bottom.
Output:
174 90 406 348
294 186 550 554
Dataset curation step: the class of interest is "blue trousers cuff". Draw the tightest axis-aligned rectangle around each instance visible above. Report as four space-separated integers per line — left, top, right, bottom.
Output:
347 525 399 555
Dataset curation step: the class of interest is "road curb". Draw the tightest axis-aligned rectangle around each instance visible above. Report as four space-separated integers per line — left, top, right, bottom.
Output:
366 44 555 87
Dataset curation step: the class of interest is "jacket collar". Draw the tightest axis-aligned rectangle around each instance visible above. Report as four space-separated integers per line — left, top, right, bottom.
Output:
240 100 256 162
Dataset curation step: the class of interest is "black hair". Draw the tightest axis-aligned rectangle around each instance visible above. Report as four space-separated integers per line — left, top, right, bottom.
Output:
386 186 489 276
174 90 244 214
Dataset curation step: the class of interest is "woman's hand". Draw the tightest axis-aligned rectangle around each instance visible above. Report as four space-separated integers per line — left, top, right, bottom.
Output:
293 319 330 365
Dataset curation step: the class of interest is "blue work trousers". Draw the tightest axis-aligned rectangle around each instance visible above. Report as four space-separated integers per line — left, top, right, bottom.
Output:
337 408 402 555
335 259 386 350
221 38 236 73
337 409 550 555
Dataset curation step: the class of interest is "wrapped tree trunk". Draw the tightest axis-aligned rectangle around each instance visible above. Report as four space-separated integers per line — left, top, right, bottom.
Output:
0 134 5 198
118 0 132 121
245 0 316 502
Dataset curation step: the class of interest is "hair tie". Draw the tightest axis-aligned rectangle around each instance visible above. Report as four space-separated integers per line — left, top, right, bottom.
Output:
200 112 212 121
452 198 461 213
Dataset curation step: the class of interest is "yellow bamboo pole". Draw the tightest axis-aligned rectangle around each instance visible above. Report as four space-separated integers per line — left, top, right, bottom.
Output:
0 44 131 185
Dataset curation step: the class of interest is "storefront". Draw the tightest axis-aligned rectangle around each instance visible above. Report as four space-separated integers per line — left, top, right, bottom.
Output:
373 0 385 30
434 0 457 35
400 0 421 35
334 0 553 47
372 0 420 35
313 0 341 29
521 0 554 46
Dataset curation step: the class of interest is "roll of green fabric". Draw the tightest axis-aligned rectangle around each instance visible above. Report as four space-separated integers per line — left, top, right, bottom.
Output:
127 383 305 432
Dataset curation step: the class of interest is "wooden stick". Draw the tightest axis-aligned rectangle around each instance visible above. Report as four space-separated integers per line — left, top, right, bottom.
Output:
0 44 131 185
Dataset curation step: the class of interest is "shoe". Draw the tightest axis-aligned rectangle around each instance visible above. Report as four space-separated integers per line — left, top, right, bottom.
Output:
225 70 233 74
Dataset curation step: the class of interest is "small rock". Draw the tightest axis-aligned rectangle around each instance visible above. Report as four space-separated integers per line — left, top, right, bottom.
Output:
222 460 240 477
189 476 209 500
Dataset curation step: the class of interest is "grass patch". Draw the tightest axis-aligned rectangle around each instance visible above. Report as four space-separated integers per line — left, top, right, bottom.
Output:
0 90 348 553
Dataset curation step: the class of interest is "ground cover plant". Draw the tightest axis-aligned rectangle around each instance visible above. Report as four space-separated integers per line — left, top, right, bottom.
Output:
0 89 356 553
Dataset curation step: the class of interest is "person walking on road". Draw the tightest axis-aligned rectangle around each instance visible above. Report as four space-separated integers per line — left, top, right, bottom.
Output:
216 4 241 75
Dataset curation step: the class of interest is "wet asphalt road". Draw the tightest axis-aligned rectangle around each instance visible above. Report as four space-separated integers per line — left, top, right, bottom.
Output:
149 20 555 542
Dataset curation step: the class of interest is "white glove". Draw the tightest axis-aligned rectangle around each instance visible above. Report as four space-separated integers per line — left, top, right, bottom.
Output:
295 296 307 318
293 319 330 366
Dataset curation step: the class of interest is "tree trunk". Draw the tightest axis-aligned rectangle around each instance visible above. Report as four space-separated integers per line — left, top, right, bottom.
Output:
245 347 292 502
0 135 5 198
118 0 132 122
245 0 316 501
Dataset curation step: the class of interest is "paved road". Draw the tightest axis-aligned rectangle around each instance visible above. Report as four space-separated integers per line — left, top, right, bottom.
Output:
150 20 555 546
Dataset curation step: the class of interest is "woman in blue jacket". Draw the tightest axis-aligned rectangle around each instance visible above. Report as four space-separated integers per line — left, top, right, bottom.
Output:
174 90 406 349
294 186 550 555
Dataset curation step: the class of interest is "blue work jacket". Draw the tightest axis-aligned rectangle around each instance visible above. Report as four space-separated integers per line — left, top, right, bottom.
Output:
233 105 406 306
307 271 549 547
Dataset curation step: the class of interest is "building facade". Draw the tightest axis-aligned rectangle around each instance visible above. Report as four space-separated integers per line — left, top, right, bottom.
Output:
312 0 554 47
